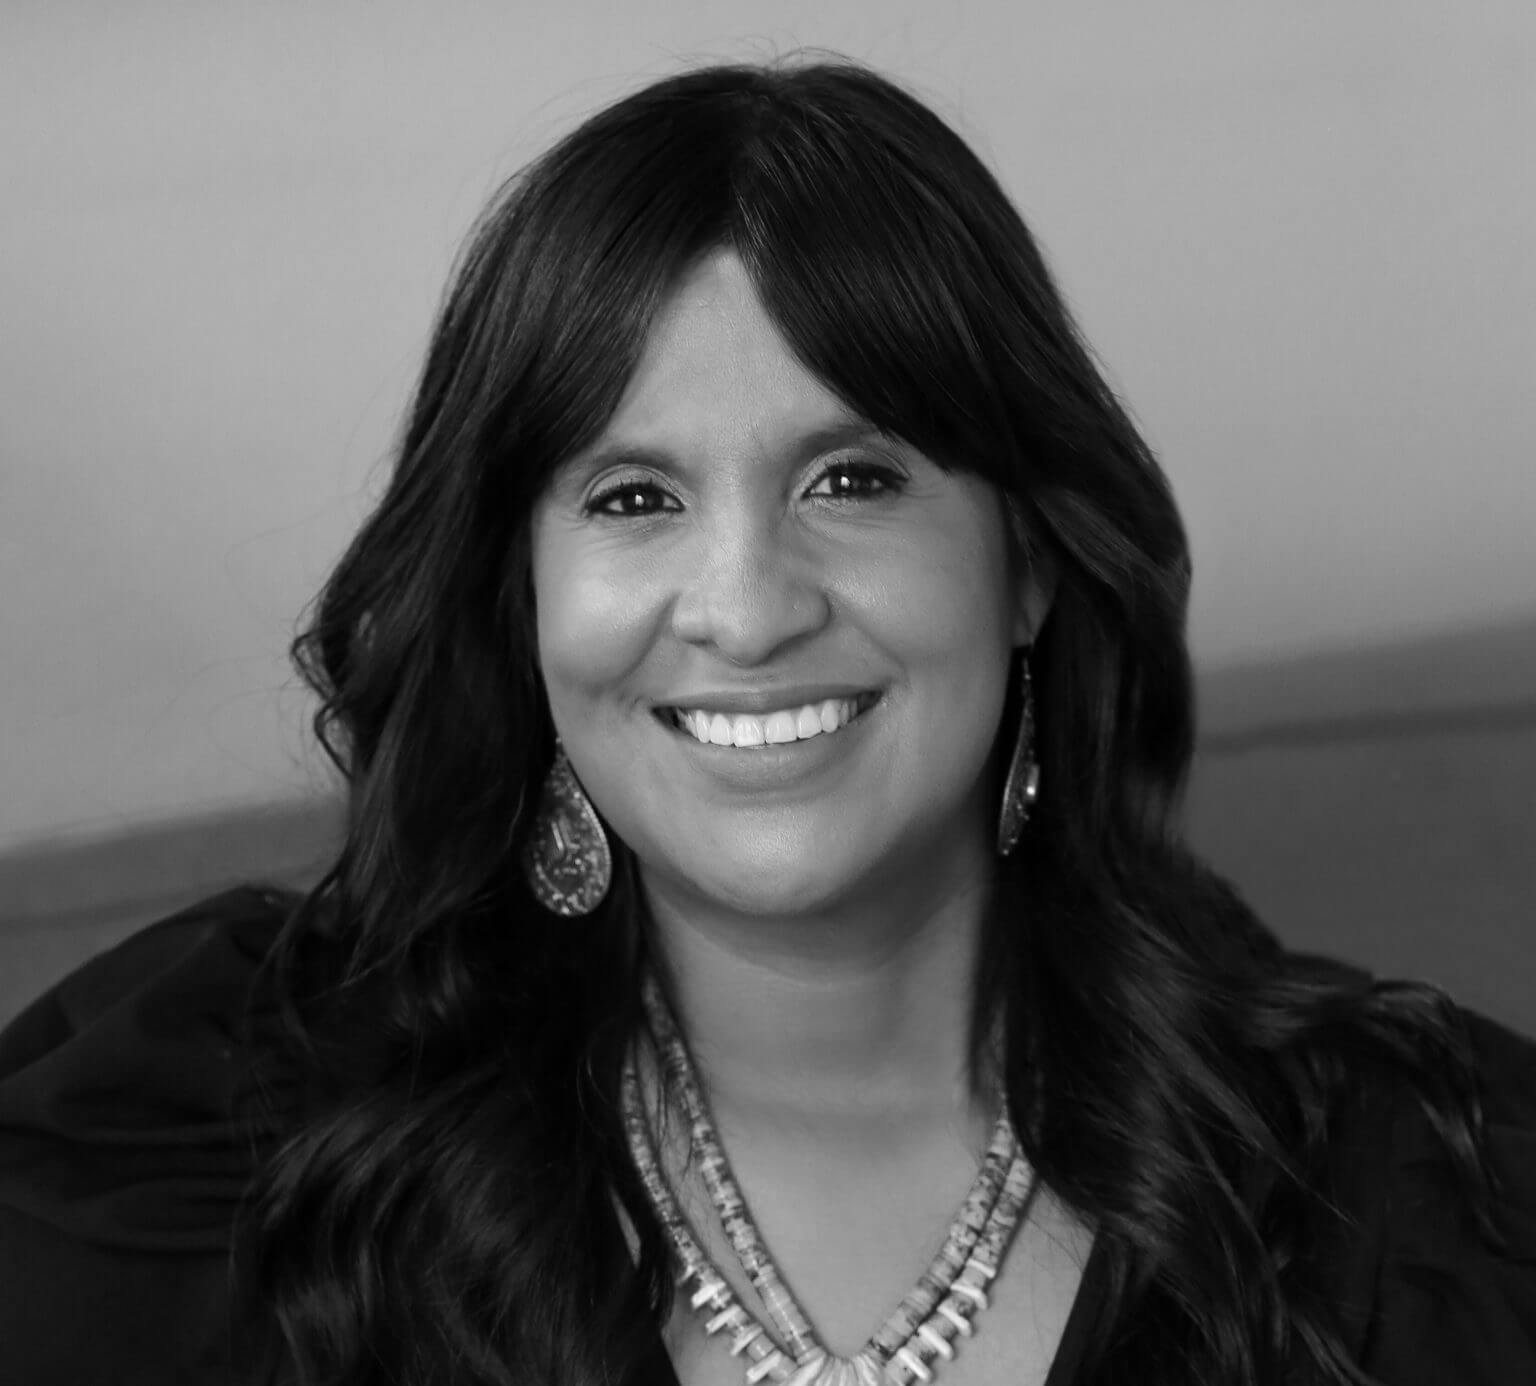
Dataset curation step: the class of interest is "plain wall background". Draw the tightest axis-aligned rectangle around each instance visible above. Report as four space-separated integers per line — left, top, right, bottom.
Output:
3 0 1534 853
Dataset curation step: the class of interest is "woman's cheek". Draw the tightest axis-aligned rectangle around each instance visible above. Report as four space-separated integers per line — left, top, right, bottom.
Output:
846 524 1012 665
536 543 662 702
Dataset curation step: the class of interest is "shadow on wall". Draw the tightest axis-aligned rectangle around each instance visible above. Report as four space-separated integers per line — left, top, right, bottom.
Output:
2 614 1533 1033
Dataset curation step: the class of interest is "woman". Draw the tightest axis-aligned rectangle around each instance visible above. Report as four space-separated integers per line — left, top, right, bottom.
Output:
2 55 1533 1386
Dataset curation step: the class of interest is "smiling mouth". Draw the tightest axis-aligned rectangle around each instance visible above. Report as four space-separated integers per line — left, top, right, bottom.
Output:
659 691 882 748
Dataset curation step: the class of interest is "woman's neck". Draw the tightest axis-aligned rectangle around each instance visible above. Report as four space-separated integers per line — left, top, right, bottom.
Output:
638 840 1001 1132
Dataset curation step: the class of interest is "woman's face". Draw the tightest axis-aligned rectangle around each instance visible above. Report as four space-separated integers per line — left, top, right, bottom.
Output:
530 249 1047 919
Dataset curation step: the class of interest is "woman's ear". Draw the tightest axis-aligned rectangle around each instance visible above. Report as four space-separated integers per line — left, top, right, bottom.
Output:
1014 552 1057 647
1006 496 1056 646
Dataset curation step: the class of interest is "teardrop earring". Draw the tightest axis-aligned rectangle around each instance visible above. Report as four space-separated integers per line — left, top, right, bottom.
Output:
520 741 613 916
996 649 1040 858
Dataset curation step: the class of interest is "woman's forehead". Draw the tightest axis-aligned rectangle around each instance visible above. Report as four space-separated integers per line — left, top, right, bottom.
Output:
583 249 883 465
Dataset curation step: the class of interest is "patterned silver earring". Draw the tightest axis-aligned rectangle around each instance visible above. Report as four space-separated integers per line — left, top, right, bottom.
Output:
996 649 1040 857
520 741 613 916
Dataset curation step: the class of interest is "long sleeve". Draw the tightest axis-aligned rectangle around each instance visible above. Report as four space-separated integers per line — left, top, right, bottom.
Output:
0 886 293 1384
1305 1007 1536 1384
1354 1010 1536 1383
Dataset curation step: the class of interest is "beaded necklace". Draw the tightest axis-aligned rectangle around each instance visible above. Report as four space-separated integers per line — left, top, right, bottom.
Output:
623 972 1040 1386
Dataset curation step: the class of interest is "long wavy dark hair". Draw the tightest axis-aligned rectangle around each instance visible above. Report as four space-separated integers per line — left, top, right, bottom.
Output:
230 54 1494 1386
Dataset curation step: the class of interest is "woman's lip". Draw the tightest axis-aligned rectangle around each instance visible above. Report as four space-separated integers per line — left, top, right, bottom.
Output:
653 685 880 716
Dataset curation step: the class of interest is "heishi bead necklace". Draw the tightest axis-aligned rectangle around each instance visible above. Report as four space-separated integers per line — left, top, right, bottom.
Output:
623 972 1040 1386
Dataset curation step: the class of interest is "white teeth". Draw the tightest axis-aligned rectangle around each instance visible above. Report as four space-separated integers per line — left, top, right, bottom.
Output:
672 696 873 747
731 716 765 747
764 710 798 744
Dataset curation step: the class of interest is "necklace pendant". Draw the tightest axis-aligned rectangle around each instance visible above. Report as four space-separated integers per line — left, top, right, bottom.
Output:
778 1356 824 1386
778 1353 857 1386
794 1354 876 1386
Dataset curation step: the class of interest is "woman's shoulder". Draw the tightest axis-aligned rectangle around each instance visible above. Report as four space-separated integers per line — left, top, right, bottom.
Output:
1322 1006 1536 1384
0 883 297 1249
0 884 298 1382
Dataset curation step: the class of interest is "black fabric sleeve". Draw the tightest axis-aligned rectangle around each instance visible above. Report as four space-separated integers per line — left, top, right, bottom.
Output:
1355 1011 1536 1384
0 886 293 1385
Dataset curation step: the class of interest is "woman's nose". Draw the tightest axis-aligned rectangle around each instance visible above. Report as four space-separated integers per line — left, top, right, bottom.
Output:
669 517 831 665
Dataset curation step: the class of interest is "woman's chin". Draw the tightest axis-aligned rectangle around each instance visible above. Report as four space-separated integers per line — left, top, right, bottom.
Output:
644 845 886 923
628 799 991 925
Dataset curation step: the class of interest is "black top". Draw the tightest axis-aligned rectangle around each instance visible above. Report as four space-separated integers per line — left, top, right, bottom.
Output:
2 887 1533 1384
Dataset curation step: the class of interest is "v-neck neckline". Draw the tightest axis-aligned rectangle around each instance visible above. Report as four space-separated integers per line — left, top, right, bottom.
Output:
641 1228 1108 1386
1041 1228 1107 1385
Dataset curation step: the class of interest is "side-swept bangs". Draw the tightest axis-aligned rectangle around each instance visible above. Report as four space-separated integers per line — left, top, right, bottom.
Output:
467 59 1114 520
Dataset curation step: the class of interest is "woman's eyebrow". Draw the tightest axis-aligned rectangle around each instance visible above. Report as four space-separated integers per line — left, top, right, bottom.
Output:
787 419 899 461
574 417 897 475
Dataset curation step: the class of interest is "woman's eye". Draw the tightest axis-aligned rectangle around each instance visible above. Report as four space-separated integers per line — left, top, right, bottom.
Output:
804 460 904 500
585 480 679 517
